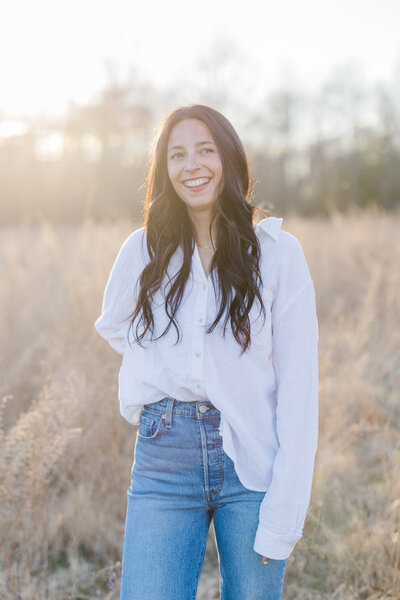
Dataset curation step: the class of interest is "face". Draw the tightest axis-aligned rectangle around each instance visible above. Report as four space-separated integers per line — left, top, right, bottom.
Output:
166 118 224 218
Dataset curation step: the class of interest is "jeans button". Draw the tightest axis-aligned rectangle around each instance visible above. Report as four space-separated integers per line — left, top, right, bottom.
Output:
199 404 209 413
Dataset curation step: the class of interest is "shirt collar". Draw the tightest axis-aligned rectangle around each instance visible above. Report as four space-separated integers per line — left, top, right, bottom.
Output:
171 216 283 276
254 217 283 241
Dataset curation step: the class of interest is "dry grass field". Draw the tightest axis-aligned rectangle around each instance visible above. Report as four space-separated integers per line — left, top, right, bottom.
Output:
1 209 399 599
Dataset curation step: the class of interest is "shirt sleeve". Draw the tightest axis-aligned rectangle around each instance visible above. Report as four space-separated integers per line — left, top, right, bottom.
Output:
94 228 146 355
253 235 319 560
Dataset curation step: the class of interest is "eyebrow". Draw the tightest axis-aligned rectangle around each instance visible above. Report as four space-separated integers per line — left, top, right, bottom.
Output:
167 141 216 152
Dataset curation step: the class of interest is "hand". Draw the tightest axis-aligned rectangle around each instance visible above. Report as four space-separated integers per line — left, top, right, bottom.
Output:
262 556 270 564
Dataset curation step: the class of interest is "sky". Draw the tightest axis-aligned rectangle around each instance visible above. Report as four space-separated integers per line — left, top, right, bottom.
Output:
1 0 400 118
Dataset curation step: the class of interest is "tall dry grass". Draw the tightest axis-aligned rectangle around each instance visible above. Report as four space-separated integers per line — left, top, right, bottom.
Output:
0 209 399 599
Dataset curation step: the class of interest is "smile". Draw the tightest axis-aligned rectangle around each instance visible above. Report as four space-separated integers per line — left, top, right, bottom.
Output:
183 177 211 188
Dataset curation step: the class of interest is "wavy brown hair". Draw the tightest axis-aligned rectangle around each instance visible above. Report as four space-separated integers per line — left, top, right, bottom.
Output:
127 104 269 355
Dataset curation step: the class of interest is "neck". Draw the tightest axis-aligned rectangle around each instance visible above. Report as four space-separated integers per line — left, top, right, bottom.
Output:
189 210 218 247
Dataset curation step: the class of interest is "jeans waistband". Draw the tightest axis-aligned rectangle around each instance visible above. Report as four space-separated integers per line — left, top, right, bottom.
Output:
143 397 220 421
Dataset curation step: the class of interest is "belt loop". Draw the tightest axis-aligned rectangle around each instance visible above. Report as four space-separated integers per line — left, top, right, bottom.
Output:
165 397 174 428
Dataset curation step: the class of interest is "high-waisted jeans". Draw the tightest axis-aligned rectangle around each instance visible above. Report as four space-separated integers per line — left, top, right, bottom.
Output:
120 397 288 600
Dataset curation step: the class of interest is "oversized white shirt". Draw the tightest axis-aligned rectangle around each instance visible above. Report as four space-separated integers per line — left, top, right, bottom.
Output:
94 216 319 560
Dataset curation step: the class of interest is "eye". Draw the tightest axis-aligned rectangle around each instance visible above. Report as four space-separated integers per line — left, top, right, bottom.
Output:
170 152 183 160
202 148 214 154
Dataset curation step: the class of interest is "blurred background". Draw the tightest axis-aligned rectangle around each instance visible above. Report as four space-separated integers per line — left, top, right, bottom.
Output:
1 0 400 223
1 1 400 599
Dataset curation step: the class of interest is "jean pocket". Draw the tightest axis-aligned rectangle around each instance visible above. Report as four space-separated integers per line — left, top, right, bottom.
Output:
137 410 165 442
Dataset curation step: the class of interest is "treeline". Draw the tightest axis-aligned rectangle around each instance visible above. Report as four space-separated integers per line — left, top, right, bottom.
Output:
1 61 399 224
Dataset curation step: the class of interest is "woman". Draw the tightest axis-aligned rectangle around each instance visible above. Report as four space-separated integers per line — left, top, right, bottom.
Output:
94 104 319 600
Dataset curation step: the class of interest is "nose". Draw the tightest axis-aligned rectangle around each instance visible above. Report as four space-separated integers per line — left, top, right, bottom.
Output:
184 152 201 171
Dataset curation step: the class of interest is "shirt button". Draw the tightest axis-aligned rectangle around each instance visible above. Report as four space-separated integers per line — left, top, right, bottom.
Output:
195 352 201 358
198 317 203 323
203 284 206 290
195 384 201 391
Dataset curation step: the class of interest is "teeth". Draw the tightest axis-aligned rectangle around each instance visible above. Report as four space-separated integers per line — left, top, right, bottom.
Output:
184 178 210 187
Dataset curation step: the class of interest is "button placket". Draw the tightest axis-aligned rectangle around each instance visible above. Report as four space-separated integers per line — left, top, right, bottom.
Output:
191 275 208 395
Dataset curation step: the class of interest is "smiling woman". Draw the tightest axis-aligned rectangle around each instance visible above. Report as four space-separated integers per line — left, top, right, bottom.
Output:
94 104 318 600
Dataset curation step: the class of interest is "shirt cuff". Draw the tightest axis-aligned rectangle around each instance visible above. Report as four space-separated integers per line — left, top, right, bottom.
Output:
253 522 302 560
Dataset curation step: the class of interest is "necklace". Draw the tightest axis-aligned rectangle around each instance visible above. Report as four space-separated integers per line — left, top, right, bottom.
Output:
197 243 216 249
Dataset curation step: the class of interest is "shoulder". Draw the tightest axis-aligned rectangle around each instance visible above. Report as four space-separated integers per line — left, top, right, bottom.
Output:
254 216 283 242
120 225 146 249
255 217 305 259
255 217 312 288
108 226 149 280
117 226 148 261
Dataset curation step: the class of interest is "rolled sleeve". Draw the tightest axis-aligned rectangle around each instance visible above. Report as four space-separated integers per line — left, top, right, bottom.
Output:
254 237 319 560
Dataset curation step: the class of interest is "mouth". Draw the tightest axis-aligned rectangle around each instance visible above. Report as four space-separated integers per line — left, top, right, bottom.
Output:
182 177 211 191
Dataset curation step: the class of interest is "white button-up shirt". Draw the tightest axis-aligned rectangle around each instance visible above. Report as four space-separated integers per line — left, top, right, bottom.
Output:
94 216 319 560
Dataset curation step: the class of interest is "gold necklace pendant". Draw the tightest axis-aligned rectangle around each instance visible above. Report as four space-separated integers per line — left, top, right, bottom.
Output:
197 240 217 249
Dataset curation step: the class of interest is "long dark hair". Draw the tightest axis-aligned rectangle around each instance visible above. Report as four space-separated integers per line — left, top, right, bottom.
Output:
128 104 269 355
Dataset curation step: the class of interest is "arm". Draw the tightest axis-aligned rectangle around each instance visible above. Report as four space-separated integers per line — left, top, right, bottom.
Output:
94 228 146 354
253 237 319 560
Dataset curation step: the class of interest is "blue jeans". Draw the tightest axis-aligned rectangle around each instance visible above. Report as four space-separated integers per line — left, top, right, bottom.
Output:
120 397 288 600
